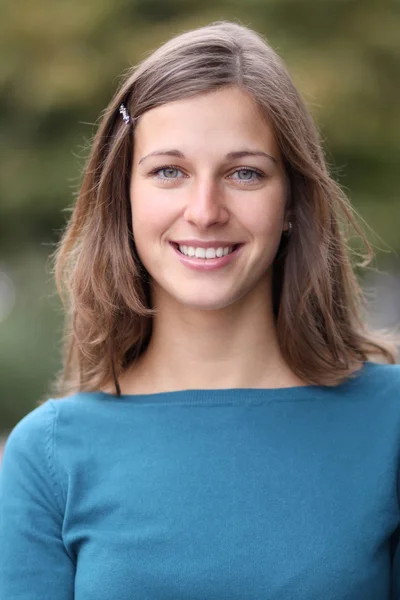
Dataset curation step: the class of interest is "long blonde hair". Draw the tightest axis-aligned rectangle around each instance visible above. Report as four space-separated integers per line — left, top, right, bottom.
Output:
50 20 397 397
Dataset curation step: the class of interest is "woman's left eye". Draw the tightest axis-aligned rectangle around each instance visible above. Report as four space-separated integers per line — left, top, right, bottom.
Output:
229 168 264 183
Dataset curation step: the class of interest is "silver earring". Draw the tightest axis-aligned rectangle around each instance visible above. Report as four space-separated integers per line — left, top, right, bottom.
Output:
284 222 292 237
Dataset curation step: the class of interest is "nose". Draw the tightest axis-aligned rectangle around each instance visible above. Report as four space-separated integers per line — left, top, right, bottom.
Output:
183 178 229 229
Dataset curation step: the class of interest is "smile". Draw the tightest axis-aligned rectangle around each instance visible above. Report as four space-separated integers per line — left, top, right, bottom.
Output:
177 245 238 259
169 242 244 271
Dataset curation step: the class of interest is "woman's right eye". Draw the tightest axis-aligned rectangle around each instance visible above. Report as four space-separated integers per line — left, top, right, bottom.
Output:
150 166 185 181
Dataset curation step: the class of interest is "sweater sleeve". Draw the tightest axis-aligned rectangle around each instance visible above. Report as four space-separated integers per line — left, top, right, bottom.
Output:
0 400 75 598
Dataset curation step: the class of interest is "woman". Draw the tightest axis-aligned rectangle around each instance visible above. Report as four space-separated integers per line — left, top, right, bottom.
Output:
1 20 399 599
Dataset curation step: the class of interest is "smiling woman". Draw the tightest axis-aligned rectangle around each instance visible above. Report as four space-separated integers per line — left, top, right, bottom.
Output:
127 85 290 324
45 21 396 396
1 19 400 600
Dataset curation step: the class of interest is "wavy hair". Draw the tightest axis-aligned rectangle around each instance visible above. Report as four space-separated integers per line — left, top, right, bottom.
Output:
50 20 397 397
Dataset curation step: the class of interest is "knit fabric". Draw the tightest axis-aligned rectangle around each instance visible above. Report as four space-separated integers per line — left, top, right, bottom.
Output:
1 361 400 599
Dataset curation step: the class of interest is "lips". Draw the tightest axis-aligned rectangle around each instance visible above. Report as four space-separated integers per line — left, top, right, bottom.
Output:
170 240 243 249
169 241 244 271
170 241 243 251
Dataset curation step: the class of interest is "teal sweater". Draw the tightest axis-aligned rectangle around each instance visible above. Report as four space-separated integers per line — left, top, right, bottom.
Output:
1 361 400 599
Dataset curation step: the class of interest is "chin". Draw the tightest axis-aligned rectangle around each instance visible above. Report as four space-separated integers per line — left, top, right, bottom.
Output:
166 288 240 312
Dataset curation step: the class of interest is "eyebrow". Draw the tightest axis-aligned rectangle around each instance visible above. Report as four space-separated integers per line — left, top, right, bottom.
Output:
137 149 278 166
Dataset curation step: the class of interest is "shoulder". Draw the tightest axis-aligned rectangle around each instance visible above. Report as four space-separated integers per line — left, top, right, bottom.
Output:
2 392 98 460
358 361 400 391
1 393 104 498
1 401 63 509
3 400 57 457
343 362 400 418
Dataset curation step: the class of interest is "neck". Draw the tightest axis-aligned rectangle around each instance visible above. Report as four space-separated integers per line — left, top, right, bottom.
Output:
116 283 305 395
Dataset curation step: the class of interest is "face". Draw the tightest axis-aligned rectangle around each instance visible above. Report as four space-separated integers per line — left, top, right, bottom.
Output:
130 85 290 312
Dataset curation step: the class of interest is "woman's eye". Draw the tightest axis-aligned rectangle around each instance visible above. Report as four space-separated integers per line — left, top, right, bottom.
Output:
149 166 264 184
151 166 184 181
229 168 264 183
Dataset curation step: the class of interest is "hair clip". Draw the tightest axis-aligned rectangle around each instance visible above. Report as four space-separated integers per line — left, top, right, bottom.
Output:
119 103 131 125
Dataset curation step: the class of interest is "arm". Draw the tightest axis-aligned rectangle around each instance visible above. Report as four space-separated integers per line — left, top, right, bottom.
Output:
0 401 75 598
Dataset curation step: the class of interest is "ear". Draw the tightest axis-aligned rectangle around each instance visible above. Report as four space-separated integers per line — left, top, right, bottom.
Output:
282 173 292 233
282 208 292 233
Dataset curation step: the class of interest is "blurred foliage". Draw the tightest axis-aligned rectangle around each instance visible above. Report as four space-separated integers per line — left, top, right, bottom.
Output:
0 0 399 431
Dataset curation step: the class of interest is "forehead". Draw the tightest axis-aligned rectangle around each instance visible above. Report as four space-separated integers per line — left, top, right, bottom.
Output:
133 86 278 154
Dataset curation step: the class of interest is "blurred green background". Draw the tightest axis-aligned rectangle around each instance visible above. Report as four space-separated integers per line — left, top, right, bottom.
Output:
1 0 399 436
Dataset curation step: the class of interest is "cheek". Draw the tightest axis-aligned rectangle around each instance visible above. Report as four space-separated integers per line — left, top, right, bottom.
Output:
238 196 285 241
130 184 179 273
130 183 174 242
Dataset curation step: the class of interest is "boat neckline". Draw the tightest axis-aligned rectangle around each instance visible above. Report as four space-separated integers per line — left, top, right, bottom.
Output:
81 361 378 404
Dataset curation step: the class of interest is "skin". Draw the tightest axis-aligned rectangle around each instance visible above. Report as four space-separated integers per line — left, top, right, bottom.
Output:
114 85 306 393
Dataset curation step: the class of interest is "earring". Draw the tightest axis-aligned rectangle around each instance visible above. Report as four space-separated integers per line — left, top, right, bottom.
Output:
283 222 292 237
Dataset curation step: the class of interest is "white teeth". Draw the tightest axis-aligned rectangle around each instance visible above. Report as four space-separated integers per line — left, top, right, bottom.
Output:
178 245 235 258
